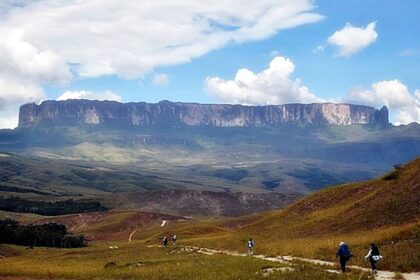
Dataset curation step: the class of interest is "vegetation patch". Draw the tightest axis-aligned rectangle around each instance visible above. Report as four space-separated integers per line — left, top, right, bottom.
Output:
0 196 108 216
393 272 405 279
287 168 341 190
0 219 86 248
383 169 400 181
0 184 51 195
211 169 249 182
262 179 283 189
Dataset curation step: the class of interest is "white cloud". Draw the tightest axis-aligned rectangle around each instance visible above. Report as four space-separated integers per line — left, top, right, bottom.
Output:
0 1 35 15
0 0 322 79
0 28 70 107
57 90 122 102
0 28 71 128
152 73 170 87
0 0 323 128
325 22 378 56
0 76 46 129
345 80 420 125
313 44 325 53
0 109 19 129
0 29 71 85
205 56 323 105
0 78 44 109
399 49 416 57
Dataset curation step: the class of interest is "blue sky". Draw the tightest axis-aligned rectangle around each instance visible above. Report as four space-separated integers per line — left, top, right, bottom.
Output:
0 0 419 127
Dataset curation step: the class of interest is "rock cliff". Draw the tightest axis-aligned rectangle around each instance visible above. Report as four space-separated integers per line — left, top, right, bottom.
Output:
18 100 389 128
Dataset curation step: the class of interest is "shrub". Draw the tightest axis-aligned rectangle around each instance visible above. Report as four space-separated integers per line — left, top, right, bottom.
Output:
0 219 86 248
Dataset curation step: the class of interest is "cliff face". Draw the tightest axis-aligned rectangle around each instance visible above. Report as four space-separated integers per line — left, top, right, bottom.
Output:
18 100 389 128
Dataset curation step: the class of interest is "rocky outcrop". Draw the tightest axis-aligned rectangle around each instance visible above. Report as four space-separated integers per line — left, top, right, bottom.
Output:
18 100 389 128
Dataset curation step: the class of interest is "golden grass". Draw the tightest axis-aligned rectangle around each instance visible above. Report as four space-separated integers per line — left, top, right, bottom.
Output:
173 219 420 272
0 242 372 280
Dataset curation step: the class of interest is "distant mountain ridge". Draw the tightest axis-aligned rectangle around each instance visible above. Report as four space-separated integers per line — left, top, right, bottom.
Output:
19 100 389 128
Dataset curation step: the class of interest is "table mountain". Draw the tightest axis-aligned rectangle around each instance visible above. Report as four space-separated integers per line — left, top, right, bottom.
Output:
19 100 389 128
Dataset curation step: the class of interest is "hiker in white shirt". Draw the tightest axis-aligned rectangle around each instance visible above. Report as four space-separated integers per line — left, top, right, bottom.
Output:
365 243 382 274
247 238 255 256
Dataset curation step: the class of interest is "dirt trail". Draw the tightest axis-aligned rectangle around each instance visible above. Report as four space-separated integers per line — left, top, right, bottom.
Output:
183 246 420 280
128 229 137 242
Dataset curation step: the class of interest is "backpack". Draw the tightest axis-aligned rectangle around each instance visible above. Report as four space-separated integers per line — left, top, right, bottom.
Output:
371 245 380 256
372 255 383 261
342 245 352 259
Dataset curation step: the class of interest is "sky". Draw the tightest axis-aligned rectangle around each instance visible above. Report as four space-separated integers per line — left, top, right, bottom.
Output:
0 0 419 128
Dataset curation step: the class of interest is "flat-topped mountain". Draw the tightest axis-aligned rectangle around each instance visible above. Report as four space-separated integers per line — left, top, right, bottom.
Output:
19 100 389 128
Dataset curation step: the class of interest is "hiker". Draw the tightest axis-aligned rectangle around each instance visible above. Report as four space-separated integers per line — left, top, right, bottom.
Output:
173 235 177 246
365 243 381 274
247 238 255 256
162 236 168 247
336 241 352 273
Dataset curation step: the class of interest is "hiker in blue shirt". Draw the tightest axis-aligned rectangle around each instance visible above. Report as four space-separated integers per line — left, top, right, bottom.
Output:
336 241 352 273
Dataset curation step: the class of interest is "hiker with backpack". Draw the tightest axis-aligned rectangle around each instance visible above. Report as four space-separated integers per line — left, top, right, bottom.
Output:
365 243 382 274
247 238 255 256
336 241 352 273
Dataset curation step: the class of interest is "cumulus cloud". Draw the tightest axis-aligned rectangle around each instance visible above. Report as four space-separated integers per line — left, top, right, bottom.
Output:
205 56 323 105
152 73 170 87
0 28 71 128
0 0 322 79
345 80 420 125
0 77 44 128
0 78 42 128
57 90 122 102
0 28 70 104
0 107 19 129
324 22 378 56
0 78 44 109
0 29 71 84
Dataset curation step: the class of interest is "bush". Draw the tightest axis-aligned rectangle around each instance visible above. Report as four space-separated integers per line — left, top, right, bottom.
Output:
0 219 86 248
0 196 108 215
383 170 400 181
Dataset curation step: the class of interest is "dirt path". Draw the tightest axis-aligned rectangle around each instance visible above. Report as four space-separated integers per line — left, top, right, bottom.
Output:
183 246 420 280
128 229 137 242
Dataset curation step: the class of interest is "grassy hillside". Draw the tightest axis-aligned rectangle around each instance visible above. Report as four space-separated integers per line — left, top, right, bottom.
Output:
136 158 420 272
252 157 419 236
235 158 420 271
0 159 418 278
39 211 185 241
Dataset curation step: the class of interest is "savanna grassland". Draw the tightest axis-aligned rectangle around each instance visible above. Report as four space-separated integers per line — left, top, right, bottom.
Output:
0 158 419 279
0 241 373 280
148 157 420 272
